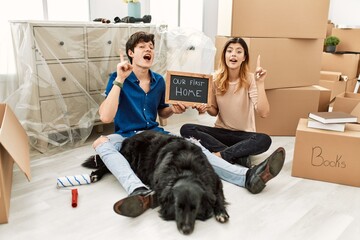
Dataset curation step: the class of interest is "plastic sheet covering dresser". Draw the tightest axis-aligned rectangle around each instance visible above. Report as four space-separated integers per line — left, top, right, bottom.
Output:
7 21 215 154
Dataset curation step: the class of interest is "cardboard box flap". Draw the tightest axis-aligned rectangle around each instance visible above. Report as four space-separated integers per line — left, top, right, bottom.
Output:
320 70 348 81
0 105 31 181
350 102 360 123
333 92 360 113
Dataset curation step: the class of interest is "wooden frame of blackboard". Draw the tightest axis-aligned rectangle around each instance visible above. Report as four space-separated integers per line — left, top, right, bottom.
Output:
165 71 213 106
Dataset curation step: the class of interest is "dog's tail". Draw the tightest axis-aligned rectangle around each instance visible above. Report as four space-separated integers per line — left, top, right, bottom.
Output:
81 154 104 169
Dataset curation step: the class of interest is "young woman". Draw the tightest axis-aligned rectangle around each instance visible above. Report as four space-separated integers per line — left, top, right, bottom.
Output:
181 37 284 170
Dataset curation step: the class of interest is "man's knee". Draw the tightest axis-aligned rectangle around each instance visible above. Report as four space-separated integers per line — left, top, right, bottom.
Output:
92 136 109 149
180 124 192 137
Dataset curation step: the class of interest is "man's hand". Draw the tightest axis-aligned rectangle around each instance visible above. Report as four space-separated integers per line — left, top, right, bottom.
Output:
171 102 187 114
116 50 133 83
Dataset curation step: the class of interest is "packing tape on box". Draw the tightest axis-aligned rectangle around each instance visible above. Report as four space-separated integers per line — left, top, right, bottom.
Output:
56 174 91 188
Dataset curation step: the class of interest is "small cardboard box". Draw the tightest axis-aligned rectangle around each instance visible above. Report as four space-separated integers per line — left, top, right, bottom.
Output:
215 36 323 89
319 79 346 101
320 70 343 81
0 104 31 224
292 118 360 187
332 92 360 114
332 28 360 53
231 0 330 38
255 86 329 136
321 52 360 79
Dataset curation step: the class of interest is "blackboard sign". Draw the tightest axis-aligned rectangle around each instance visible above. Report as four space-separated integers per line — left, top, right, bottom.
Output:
165 71 213 106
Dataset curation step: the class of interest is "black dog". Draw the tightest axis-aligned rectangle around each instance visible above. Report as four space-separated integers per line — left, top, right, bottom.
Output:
82 130 229 234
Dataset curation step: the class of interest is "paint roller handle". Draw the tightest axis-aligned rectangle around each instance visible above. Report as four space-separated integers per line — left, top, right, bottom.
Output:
72 189 78 208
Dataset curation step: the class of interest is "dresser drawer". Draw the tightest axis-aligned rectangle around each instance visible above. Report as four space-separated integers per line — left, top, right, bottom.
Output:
88 59 119 91
37 62 87 97
40 95 89 130
87 27 129 58
34 26 85 60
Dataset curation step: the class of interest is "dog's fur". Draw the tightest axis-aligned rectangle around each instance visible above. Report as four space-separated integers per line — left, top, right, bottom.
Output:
82 130 229 234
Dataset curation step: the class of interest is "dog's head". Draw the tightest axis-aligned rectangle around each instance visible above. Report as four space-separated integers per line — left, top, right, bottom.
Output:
172 178 216 235
172 179 202 235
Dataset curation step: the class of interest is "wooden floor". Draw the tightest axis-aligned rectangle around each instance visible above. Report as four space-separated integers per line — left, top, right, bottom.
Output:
1 111 359 240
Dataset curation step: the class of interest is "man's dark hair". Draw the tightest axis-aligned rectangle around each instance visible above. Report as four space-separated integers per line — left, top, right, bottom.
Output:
125 31 155 64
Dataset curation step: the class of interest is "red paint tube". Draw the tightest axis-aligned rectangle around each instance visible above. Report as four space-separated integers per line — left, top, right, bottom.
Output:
72 189 78 208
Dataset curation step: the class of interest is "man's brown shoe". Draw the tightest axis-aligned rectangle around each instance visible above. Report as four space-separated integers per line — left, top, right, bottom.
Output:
245 147 286 194
113 188 158 217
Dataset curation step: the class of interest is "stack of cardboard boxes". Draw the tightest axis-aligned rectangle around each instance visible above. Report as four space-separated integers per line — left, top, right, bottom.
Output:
320 52 359 97
293 25 360 187
295 23 360 188
215 0 331 136
320 25 360 95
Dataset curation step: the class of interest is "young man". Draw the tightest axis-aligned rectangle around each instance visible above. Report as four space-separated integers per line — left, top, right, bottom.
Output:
92 32 285 218
92 31 186 217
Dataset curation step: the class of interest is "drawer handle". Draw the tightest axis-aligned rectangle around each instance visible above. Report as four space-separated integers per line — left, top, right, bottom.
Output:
61 77 67 81
107 40 112 44
59 41 65 46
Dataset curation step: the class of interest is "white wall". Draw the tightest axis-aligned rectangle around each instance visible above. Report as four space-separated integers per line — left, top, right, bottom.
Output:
216 0 232 36
329 0 360 26
203 0 218 41
89 0 149 21
89 0 360 42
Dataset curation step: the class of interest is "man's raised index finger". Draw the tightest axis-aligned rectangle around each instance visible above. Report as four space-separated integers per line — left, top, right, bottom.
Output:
119 49 125 62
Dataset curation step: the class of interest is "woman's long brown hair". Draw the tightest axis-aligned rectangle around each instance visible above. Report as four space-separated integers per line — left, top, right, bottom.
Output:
214 37 250 95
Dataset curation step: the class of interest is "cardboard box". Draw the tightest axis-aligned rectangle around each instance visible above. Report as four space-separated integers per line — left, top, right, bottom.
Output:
319 79 346 101
0 104 31 224
332 28 360 53
255 86 329 136
231 0 330 38
332 92 360 114
292 118 360 187
321 52 360 79
350 103 360 124
215 36 323 89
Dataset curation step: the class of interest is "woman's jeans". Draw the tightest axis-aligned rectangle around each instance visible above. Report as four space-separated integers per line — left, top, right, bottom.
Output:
95 133 249 195
180 123 272 163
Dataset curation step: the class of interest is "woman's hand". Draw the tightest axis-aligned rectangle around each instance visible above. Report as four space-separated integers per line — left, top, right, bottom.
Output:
192 103 209 114
255 55 267 82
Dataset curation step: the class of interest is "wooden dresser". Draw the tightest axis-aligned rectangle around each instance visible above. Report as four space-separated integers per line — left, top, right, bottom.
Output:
10 21 167 152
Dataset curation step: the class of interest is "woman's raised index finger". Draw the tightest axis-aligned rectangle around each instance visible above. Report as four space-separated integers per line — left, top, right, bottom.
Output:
256 55 261 68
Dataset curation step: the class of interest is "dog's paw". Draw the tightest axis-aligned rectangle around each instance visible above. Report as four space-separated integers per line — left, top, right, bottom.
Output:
215 211 229 223
90 171 100 183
